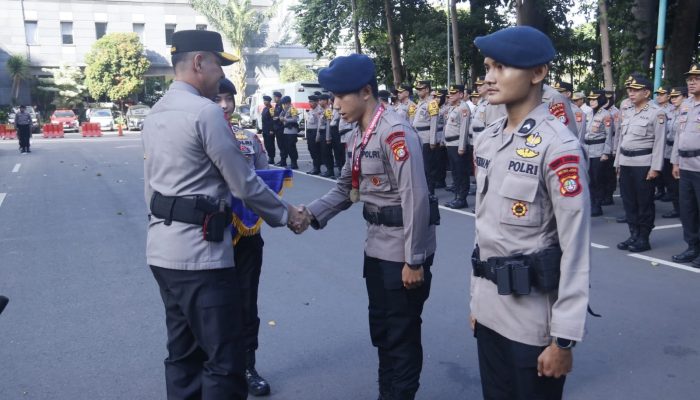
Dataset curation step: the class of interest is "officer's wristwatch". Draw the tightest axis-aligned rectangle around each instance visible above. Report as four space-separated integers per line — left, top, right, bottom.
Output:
554 337 576 349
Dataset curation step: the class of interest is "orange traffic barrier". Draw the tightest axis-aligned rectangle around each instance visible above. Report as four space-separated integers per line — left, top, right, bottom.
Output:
1 124 17 140
43 124 64 138
81 122 102 137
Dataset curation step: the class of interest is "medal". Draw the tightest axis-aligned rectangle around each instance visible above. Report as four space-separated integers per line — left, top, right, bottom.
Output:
349 188 360 203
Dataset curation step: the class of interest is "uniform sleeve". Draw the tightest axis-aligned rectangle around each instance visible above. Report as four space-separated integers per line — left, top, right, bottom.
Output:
252 134 269 170
671 120 680 165
429 102 439 145
384 127 432 265
603 112 613 155
544 139 590 341
306 148 354 228
458 106 471 152
651 111 666 172
196 104 288 227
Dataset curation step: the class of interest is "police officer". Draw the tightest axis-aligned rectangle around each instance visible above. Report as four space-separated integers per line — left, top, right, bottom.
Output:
471 26 590 400
329 96 346 176
584 90 613 217
305 95 322 174
601 90 621 204
661 87 687 219
554 81 587 141
142 30 308 400
378 89 391 107
653 86 673 200
272 91 286 167
318 93 336 178
573 91 593 127
443 84 471 209
412 80 440 195
671 63 700 266
280 96 300 169
434 88 449 189
470 76 507 143
614 76 666 252
260 95 275 164
15 105 32 153
395 84 416 121
215 78 271 396
303 53 437 400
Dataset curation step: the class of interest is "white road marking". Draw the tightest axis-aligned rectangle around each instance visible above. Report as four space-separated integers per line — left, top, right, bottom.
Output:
627 254 700 274
591 243 609 249
12 163 21 173
0 193 6 208
653 223 682 230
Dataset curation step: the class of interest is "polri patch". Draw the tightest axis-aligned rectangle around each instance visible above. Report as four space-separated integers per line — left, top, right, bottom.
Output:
549 103 569 125
548 154 580 170
508 160 539 176
385 131 405 144
575 112 583 123
392 140 409 161
556 167 582 197
604 117 612 127
658 115 666 125
476 156 491 169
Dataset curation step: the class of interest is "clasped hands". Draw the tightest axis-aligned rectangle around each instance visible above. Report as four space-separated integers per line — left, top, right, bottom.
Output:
286 204 313 234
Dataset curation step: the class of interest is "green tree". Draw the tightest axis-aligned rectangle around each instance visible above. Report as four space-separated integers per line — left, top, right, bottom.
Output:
279 60 317 83
37 64 86 109
190 0 267 100
84 33 150 106
6 54 30 105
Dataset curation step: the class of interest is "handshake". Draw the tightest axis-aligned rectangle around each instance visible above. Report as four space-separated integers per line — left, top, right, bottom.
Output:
286 204 313 234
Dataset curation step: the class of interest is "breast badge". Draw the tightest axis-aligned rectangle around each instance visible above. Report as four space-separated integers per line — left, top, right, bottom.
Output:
516 147 539 158
512 202 528 218
525 133 542 148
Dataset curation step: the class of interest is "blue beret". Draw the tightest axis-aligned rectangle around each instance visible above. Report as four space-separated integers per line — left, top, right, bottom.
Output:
474 26 555 68
262 95 272 101
218 78 237 95
318 53 376 94
280 96 292 104
319 94 331 100
273 91 282 97
308 95 318 101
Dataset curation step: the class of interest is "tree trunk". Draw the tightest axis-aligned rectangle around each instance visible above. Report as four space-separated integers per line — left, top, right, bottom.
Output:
631 0 656 70
598 0 614 91
350 0 362 54
666 0 700 85
450 0 462 84
383 0 403 87
515 0 546 31
468 0 486 86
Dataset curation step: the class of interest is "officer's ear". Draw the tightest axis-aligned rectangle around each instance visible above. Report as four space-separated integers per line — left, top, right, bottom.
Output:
530 64 548 86
192 52 207 72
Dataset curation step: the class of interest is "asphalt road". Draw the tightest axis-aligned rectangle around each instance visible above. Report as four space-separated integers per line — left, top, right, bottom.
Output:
0 133 698 399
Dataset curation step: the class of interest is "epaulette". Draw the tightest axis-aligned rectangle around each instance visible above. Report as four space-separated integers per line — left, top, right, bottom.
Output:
428 100 439 117
290 107 298 117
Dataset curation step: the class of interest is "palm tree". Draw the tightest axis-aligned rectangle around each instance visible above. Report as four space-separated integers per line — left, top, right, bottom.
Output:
6 54 30 105
190 0 265 101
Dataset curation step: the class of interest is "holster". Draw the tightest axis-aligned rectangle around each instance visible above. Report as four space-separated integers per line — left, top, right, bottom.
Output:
429 195 440 226
150 192 231 242
471 245 561 295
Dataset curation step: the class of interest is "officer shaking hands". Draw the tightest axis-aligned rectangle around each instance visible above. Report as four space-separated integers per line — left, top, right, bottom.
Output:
471 26 590 400
142 30 308 400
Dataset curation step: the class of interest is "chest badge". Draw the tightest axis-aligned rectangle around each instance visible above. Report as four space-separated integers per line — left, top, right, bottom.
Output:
512 201 528 218
516 147 540 158
525 133 542 148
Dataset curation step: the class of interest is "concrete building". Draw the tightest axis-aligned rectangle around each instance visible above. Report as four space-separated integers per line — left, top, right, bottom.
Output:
0 0 318 106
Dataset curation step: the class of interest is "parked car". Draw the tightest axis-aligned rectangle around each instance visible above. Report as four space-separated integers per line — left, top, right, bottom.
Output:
88 108 115 131
126 104 151 131
50 109 79 132
8 106 40 133
231 105 253 128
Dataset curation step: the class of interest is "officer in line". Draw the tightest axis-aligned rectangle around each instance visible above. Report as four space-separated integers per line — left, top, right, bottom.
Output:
601 91 621 205
15 105 32 154
142 30 308 400
329 95 346 176
653 86 674 202
412 80 440 195
614 75 666 252
671 63 700 266
466 89 478 113
305 95 322 175
379 89 392 107
280 96 300 170
433 88 449 189
471 26 590 400
543 83 577 136
554 81 586 141
395 84 416 121
584 90 613 217
661 87 688 219
272 91 286 167
318 93 336 178
302 53 436 400
443 84 471 209
260 95 276 164
215 78 271 396
573 91 593 129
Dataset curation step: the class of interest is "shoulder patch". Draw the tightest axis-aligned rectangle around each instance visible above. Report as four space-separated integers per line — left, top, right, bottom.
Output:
658 113 666 124
604 116 612 127
549 103 569 125
324 108 333 120
549 154 580 170
556 166 582 197
290 108 298 117
575 112 582 123
392 140 409 161
428 100 439 117
385 131 406 144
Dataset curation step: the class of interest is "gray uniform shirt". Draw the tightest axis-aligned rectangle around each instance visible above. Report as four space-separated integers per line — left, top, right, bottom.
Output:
15 111 32 126
319 106 332 142
412 97 439 145
306 105 320 134
282 106 300 135
472 103 590 346
542 84 578 135
395 100 416 122
671 98 700 171
614 101 666 171
307 107 436 265
571 103 587 142
444 102 470 150
663 105 676 159
142 81 288 270
584 108 613 158
338 114 355 144
233 127 269 170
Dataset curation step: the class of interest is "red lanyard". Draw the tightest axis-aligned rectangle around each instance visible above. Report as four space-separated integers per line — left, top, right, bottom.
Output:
351 104 385 191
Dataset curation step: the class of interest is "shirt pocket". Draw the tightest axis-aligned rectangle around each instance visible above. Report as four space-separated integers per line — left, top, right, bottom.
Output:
497 174 541 227
361 161 391 193
630 119 650 137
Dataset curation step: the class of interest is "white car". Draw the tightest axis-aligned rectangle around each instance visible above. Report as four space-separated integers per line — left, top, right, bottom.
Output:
88 109 115 131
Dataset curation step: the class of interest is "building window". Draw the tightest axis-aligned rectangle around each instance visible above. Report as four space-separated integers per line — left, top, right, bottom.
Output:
95 22 107 39
24 21 38 45
133 23 145 41
196 24 207 31
61 21 73 45
165 24 176 45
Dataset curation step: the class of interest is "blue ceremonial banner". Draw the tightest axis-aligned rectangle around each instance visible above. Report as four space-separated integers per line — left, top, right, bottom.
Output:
230 169 293 245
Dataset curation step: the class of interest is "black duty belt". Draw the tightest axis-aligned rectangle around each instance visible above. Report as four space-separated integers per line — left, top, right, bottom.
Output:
679 149 700 158
150 192 231 242
363 205 403 227
445 135 459 142
584 138 606 145
666 139 674 147
415 126 430 131
339 128 352 135
621 148 652 157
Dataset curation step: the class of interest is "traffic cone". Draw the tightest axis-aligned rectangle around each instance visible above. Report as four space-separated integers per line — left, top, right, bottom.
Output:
118 124 123 136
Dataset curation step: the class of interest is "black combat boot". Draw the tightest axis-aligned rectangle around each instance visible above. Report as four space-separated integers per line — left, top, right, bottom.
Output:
617 227 638 250
672 245 700 263
245 350 270 396
591 203 603 217
628 228 651 252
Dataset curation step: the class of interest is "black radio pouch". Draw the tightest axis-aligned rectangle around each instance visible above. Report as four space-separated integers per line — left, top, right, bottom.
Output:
200 199 231 242
429 195 441 226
